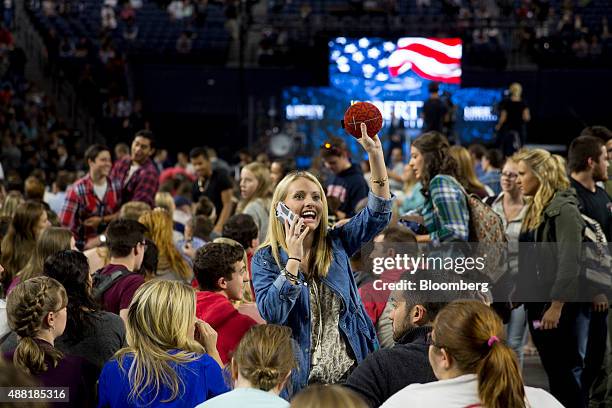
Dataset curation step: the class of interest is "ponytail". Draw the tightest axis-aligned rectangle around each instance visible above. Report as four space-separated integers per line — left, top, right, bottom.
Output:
477 340 526 408
433 300 528 408
13 337 63 375
231 324 296 392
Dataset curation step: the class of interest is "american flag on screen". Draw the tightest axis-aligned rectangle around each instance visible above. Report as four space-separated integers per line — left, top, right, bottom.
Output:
388 38 462 84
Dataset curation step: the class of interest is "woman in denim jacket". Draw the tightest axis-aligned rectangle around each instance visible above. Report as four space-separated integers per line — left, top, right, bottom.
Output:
252 124 392 392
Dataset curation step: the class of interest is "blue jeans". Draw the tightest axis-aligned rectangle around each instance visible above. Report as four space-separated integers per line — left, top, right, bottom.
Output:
505 305 528 369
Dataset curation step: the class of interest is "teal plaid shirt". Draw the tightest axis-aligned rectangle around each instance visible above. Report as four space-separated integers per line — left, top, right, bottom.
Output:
422 175 470 243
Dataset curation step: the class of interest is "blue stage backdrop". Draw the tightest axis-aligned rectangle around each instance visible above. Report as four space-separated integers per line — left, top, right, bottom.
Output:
282 37 503 162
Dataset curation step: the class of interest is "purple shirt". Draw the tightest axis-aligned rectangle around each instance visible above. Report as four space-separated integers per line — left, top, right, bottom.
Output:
98 264 144 315
5 338 98 407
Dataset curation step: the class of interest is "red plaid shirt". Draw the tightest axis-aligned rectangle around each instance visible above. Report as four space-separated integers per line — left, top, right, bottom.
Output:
59 174 122 243
110 157 159 207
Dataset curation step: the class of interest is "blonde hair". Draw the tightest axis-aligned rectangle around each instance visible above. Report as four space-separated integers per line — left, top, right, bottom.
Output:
213 236 253 302
261 171 333 279
232 324 296 391
154 192 175 219
237 162 272 213
116 280 204 404
6 276 68 375
0 191 24 218
516 148 570 232
138 210 191 281
433 300 526 408
18 227 74 282
120 201 152 221
509 83 522 99
290 385 368 408
449 146 487 194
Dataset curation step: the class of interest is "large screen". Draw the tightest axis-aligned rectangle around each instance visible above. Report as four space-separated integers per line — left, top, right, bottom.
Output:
280 37 501 163
329 37 462 104
283 86 502 161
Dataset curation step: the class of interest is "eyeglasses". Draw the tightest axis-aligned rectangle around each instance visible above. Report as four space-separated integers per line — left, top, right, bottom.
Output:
501 172 518 179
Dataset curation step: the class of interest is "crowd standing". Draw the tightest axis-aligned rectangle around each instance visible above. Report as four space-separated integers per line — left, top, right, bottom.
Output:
0 20 611 405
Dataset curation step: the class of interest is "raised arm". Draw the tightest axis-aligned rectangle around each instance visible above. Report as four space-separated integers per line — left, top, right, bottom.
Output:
358 123 390 200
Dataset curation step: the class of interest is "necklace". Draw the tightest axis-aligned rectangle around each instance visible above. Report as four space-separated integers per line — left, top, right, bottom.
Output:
311 278 323 365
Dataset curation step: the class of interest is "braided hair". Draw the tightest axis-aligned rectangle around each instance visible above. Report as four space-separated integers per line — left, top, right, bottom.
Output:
6 276 68 375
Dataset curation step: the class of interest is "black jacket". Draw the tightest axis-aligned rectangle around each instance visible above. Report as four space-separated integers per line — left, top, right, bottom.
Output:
518 188 585 302
344 326 437 407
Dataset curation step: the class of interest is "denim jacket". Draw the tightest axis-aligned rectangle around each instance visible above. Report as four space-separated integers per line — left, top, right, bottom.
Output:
252 191 393 391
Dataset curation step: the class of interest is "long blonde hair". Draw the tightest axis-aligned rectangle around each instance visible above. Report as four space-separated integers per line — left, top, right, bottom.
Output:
237 162 272 213
261 171 333 279
7 276 68 375
116 280 204 404
18 227 74 282
449 146 487 194
138 210 191 281
516 148 570 232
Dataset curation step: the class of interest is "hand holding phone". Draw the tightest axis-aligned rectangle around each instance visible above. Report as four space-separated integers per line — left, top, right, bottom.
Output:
277 201 308 259
276 201 306 233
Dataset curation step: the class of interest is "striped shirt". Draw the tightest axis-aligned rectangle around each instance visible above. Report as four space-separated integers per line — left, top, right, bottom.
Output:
422 175 470 243
490 192 527 275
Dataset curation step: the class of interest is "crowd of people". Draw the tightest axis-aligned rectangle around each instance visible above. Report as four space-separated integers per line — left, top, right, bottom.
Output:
0 112 610 407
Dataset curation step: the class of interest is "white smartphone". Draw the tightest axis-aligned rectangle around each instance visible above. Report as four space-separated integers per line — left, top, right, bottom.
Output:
276 201 305 232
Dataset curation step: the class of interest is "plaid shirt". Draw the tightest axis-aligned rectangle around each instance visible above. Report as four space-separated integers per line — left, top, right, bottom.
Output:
422 175 470 243
59 174 122 243
110 157 159 207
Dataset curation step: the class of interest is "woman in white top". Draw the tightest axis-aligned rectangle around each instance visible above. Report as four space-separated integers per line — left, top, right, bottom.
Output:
238 162 272 243
382 300 563 408
197 324 295 408
487 155 529 368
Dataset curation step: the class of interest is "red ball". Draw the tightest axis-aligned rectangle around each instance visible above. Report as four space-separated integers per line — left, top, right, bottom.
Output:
343 102 383 139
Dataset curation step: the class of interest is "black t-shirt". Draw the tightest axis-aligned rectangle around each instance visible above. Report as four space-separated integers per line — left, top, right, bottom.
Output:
422 98 448 132
326 163 369 217
499 99 527 131
571 178 612 241
192 168 233 215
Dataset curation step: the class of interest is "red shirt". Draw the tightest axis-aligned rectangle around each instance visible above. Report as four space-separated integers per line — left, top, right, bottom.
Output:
359 268 405 326
98 264 144 315
196 291 258 364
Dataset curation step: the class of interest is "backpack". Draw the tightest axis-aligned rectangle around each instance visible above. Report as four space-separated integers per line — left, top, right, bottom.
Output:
92 267 133 301
441 176 508 283
581 214 612 296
